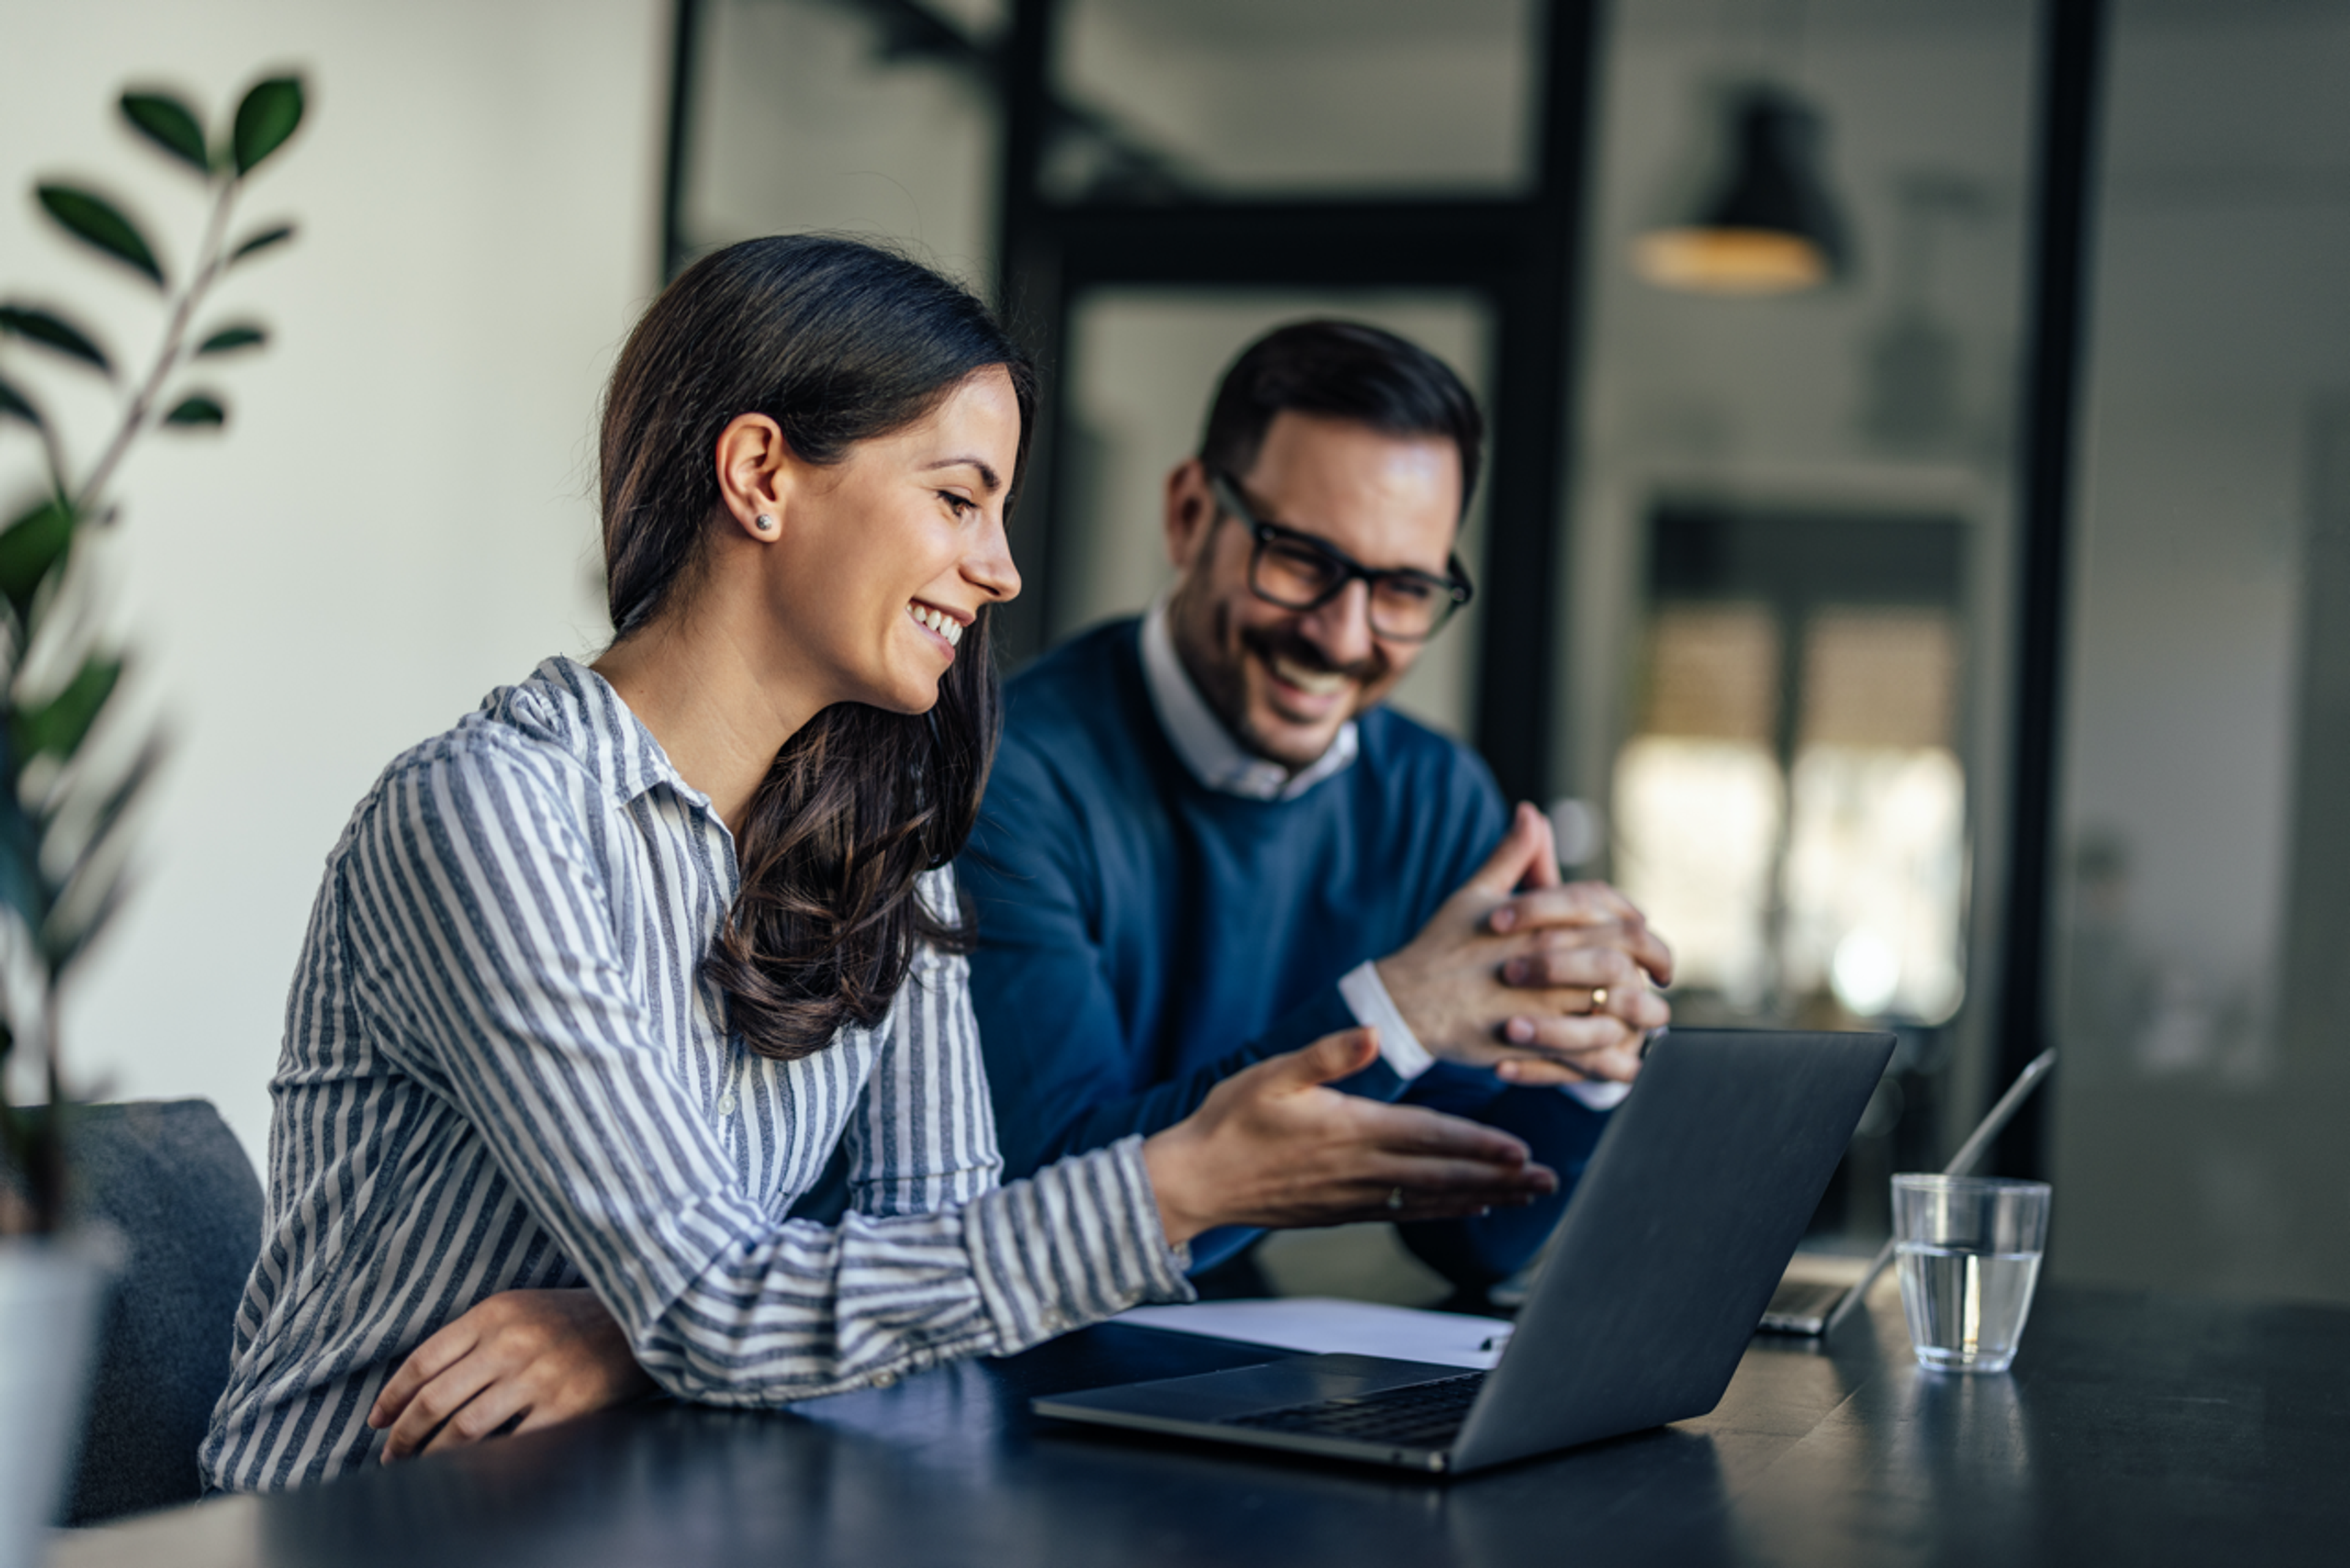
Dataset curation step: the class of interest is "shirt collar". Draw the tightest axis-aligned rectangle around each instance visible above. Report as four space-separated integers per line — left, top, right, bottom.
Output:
519 655 715 816
1138 597 1360 802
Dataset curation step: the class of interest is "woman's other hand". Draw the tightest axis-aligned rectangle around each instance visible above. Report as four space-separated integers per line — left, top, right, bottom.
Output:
1142 1027 1559 1247
368 1288 655 1462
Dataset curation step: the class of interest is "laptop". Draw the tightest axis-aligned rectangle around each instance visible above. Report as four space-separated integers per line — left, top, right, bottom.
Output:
1033 1028 1894 1474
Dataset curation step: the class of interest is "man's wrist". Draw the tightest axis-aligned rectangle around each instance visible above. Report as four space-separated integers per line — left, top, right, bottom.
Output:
1341 961 1435 1080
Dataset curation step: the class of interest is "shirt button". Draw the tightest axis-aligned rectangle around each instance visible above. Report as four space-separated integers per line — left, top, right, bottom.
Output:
872 1371 897 1389
717 1091 736 1116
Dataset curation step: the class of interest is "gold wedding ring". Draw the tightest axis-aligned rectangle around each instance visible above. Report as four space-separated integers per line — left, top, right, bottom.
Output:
1587 987 1610 1015
1386 1186 1406 1212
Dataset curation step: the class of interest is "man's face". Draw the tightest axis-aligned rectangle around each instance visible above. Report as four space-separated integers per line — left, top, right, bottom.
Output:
1163 411 1463 770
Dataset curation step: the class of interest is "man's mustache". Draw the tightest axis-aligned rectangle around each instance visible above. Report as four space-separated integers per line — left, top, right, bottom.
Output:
1239 623 1382 684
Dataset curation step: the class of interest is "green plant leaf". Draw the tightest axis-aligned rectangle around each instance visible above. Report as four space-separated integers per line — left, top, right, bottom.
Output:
228 223 296 266
195 323 267 356
12 656 123 765
0 725 45 895
45 874 132 979
0 375 39 428
0 304 113 376
162 394 226 428
0 498 77 620
42 736 163 976
64 736 163 873
230 76 304 176
120 91 211 174
0 816 45 949
35 185 165 288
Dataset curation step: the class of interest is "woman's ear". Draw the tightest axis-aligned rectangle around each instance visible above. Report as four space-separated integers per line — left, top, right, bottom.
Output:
715 413 791 540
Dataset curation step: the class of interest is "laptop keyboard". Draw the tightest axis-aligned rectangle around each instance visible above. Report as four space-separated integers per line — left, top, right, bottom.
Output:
1222 1371 1488 1448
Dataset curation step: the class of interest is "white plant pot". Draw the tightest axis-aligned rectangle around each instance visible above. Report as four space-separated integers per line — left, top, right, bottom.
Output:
0 1236 116 1568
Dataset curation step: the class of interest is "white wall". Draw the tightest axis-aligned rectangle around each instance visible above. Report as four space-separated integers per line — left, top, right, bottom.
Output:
2 0 671 1166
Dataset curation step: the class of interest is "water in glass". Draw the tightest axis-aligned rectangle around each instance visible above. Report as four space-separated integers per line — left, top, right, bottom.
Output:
1897 1243 2043 1373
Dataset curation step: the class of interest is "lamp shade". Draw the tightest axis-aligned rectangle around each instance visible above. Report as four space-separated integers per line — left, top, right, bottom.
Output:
1639 88 1849 295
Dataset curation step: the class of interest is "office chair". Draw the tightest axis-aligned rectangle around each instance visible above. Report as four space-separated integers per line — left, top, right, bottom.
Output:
55 1099 263 1524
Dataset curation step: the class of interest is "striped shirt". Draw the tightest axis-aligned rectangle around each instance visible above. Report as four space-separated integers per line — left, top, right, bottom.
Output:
202 657 1192 1491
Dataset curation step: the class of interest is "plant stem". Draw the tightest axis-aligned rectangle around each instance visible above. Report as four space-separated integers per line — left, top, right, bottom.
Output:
31 410 72 504
73 174 238 517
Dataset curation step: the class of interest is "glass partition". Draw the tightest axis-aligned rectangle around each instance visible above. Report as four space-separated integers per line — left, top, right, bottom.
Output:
1048 0 1540 200
677 0 1004 280
2048 0 2350 1304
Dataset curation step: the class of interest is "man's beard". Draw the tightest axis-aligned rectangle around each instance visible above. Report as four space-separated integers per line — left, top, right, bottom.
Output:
1227 618 1386 765
1170 587 1390 767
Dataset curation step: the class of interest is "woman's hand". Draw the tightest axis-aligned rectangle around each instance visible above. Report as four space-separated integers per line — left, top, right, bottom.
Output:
367 1288 656 1462
1143 1027 1559 1247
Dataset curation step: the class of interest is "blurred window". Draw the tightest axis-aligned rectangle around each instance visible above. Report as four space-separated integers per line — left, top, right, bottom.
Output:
1611 505 1968 1036
1613 605 1782 1005
1783 610 1968 1023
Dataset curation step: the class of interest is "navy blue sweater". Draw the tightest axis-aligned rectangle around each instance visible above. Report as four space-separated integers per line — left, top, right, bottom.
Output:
963 619 1605 1282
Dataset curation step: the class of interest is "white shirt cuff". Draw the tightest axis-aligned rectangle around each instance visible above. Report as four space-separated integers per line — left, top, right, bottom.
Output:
1564 1077 1632 1111
1337 961 1435 1081
1336 960 1634 1111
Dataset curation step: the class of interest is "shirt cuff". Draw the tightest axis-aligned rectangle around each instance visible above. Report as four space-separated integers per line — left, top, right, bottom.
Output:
1564 1078 1632 1111
1338 961 1435 1081
963 1137 1195 1357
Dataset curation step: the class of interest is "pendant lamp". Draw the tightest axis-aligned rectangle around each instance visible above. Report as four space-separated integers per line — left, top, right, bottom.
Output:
1638 86 1849 295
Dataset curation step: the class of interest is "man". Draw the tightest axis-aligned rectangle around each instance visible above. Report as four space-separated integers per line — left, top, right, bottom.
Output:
963 321 1674 1290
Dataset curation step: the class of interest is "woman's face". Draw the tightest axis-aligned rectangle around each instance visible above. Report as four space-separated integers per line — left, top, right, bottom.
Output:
762 365 1023 715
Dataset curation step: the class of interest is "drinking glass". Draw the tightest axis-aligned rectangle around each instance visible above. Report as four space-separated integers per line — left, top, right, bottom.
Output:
1892 1174 2051 1374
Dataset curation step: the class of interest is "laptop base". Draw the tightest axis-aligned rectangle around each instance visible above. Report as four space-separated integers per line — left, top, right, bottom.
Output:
1757 1277 1851 1336
1034 1353 1475 1473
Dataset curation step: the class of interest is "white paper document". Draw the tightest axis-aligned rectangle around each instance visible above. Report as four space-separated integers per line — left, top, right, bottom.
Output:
1113 1297 1513 1371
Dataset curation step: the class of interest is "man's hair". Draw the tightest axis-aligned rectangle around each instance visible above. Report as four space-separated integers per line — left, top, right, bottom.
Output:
1197 320 1484 517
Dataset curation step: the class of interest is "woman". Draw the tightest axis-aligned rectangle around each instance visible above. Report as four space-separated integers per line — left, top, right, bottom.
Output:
201 237 1552 1490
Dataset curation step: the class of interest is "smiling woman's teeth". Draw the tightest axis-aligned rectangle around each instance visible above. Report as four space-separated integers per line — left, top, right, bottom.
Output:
909 603 963 647
1270 655 1345 696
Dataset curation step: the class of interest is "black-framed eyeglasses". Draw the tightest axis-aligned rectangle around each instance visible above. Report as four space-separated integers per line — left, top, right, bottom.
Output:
1208 471 1474 643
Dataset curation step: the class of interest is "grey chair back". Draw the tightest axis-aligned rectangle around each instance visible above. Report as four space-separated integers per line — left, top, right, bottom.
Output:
59 1099 263 1524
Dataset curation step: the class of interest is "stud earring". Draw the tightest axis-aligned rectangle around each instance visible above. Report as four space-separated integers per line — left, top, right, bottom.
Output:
754 513 778 533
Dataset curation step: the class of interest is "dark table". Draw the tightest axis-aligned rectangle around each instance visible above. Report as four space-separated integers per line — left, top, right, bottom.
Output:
57 1284 2350 1567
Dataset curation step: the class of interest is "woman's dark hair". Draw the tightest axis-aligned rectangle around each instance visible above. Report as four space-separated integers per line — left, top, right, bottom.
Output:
1198 320 1485 515
600 235 1035 1061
